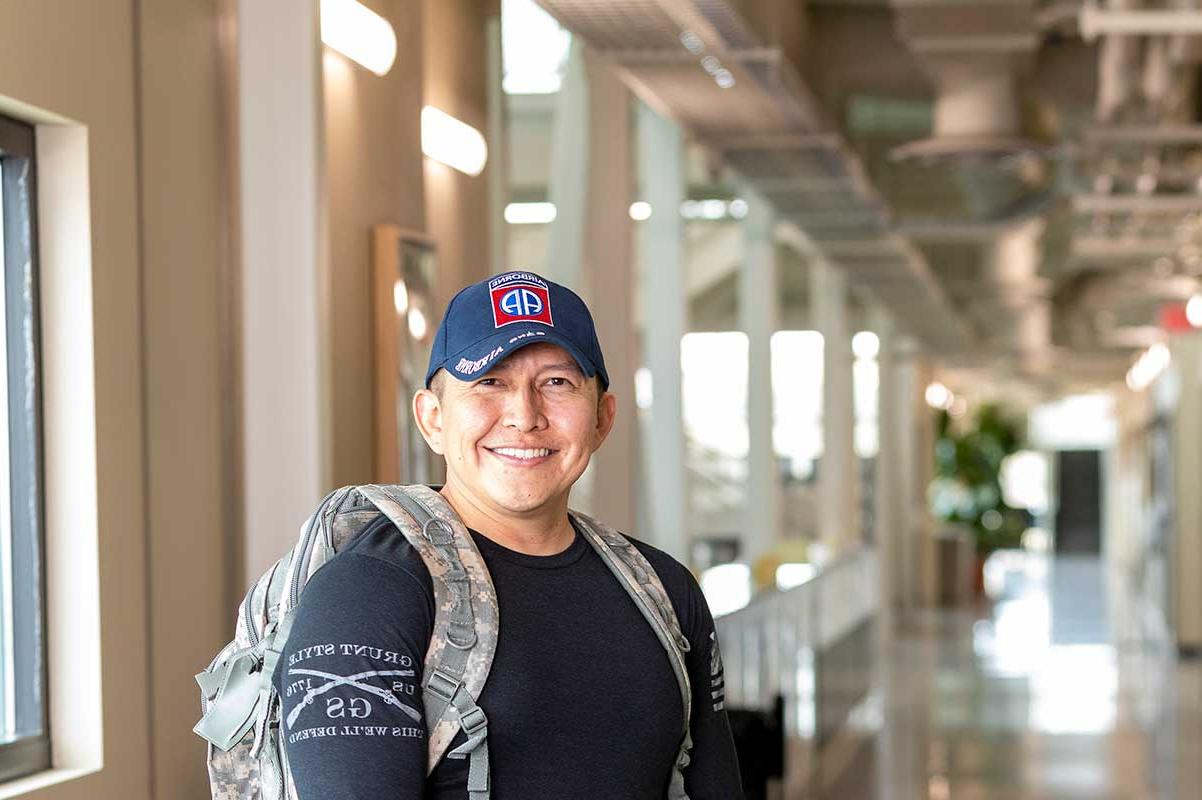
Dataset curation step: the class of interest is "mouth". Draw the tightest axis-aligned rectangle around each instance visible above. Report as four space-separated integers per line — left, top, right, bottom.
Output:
484 446 556 466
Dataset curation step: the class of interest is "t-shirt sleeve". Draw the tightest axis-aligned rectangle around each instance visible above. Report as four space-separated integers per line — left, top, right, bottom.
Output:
680 569 746 799
272 551 433 800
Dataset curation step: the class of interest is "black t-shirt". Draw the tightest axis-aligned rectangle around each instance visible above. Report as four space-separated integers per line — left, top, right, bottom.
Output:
272 511 744 799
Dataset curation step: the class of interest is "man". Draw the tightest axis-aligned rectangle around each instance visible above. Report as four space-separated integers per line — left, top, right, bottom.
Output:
274 270 743 798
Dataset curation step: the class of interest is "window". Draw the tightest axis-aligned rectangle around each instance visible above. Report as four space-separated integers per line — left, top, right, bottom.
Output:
501 0 571 94
0 113 50 782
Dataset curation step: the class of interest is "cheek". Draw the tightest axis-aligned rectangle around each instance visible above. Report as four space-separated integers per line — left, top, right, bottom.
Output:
551 407 602 451
448 409 498 457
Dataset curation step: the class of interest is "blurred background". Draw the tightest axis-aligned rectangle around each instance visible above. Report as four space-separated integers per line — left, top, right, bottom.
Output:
1 0 1201 797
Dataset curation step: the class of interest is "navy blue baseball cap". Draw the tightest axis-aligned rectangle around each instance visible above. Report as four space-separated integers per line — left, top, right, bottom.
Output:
425 270 610 390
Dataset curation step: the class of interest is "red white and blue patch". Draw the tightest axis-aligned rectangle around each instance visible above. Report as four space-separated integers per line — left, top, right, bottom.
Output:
489 273 554 328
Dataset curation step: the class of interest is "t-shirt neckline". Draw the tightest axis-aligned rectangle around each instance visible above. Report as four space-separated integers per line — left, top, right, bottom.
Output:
468 518 588 570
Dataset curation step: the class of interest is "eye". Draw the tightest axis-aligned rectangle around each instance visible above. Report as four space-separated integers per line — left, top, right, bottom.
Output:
545 376 572 387
475 377 500 387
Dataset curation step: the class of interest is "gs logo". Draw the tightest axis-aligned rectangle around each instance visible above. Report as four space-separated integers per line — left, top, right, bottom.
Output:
326 697 373 719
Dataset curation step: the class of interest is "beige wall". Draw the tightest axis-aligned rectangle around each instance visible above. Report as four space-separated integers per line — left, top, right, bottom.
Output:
326 0 496 486
138 3 236 796
2 1 236 797
325 0 428 486
0 0 219 797
423 0 496 308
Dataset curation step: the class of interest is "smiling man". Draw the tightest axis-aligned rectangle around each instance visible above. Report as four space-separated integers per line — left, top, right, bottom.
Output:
275 270 743 799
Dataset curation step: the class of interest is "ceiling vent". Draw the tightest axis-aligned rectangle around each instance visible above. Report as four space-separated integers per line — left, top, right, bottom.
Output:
889 0 1048 164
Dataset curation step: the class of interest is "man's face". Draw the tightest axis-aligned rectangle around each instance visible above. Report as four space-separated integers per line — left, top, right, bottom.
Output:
414 342 616 520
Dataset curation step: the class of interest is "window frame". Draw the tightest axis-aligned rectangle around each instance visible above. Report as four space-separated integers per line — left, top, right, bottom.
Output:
0 112 51 783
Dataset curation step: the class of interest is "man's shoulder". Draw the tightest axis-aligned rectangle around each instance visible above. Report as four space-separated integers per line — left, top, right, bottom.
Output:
623 533 692 583
313 510 435 597
591 526 703 613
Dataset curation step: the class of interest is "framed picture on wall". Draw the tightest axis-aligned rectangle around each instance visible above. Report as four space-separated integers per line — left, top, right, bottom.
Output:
372 224 443 485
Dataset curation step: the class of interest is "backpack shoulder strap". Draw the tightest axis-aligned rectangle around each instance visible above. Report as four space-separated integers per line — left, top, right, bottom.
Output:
570 510 694 800
355 484 497 800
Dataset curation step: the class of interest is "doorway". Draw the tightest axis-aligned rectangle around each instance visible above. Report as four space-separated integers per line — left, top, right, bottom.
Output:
1054 449 1103 555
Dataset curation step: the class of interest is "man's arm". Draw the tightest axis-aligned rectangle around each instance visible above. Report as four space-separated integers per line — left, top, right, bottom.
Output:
273 544 433 799
681 571 746 799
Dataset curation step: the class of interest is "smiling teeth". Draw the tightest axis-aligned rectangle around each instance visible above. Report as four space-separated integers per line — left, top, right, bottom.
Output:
492 447 551 459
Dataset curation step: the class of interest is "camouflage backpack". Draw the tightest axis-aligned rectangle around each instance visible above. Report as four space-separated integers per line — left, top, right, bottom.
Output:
193 483 695 800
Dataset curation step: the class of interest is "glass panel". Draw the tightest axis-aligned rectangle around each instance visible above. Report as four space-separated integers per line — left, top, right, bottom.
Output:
0 158 9 740
501 0 571 94
682 331 748 520
0 135 47 747
770 330 823 481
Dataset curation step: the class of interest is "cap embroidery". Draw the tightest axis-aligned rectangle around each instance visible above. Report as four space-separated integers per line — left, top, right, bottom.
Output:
455 345 505 375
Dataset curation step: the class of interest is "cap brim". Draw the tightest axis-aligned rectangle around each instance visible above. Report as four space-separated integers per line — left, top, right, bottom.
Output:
436 327 603 388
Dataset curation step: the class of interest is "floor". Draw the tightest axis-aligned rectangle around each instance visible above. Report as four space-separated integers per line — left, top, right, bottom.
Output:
825 554 1202 799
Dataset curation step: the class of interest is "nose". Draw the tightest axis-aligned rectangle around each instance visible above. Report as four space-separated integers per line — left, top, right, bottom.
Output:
501 382 546 432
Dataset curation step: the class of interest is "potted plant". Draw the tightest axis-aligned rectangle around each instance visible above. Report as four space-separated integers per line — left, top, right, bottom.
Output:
930 403 1030 593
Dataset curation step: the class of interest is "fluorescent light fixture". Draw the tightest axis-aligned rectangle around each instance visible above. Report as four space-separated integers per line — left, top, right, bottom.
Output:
1126 342 1170 391
392 279 409 315
925 381 953 410
320 0 397 76
1187 294 1202 328
852 331 880 360
407 307 428 340
679 30 704 54
680 199 745 220
629 201 653 221
504 202 557 225
421 106 488 176
635 367 653 410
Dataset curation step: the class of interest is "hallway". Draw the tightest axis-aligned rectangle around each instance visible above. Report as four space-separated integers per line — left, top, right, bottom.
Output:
838 555 1202 799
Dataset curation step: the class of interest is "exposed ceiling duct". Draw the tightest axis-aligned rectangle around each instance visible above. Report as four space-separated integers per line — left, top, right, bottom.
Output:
534 0 974 351
889 0 1047 163
530 0 1202 389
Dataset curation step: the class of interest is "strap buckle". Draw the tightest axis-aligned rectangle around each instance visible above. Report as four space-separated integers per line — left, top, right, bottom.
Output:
459 705 488 738
426 667 461 702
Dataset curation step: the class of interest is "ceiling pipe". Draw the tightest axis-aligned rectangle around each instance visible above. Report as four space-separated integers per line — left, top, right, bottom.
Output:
889 1 1044 161
1095 1 1143 122
989 219 1054 374
1081 4 1202 41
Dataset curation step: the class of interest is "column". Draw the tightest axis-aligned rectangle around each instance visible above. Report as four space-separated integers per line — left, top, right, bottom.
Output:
582 54 637 532
544 40 588 289
871 306 904 613
811 258 859 558
896 343 938 608
1170 333 1202 652
238 0 329 582
740 191 780 571
485 9 508 276
637 102 689 562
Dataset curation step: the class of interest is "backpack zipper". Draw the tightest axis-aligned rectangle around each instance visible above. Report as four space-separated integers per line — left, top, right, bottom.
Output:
241 594 259 647
288 487 347 611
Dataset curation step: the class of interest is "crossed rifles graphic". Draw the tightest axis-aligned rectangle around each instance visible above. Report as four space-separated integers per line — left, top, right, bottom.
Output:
286 668 422 729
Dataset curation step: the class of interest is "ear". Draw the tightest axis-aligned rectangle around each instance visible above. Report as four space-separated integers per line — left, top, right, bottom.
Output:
591 391 617 453
412 388 446 455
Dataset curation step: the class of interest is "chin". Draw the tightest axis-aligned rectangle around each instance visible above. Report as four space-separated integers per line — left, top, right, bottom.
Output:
484 483 560 514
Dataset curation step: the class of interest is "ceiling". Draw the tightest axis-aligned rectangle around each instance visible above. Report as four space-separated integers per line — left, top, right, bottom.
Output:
530 0 1202 394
